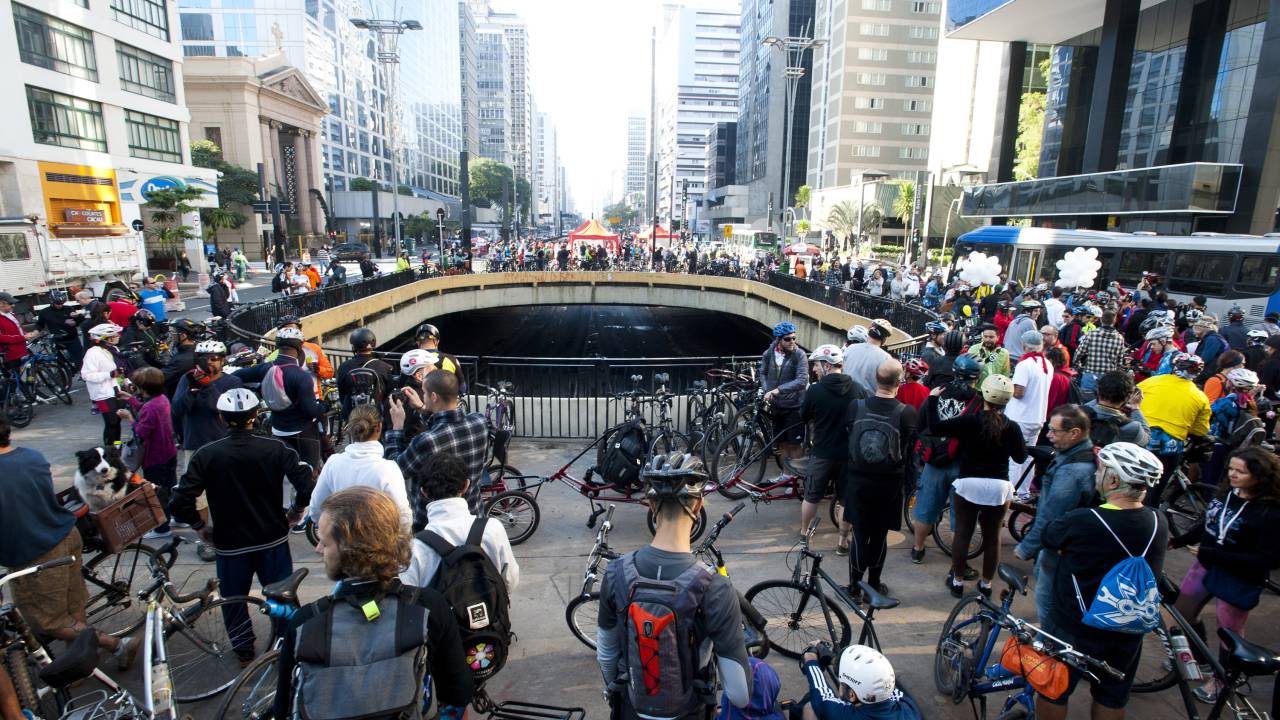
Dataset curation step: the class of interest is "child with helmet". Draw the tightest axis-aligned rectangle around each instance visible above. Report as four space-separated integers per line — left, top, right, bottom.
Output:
794 642 921 720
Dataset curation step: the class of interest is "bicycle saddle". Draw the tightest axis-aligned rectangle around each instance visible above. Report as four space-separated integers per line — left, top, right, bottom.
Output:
1219 628 1280 676
998 563 1028 595
38 629 98 689
857 581 900 610
263 567 309 605
498 380 514 393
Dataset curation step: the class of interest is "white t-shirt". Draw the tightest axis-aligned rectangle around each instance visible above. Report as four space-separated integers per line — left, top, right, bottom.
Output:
1005 354 1053 425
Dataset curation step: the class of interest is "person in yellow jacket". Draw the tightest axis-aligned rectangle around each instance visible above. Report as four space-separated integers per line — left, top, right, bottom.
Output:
1138 351 1211 507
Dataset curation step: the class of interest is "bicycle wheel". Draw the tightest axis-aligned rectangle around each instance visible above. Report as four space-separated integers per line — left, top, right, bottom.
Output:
903 486 917 533
304 518 320 547
1007 509 1033 544
932 500 983 560
35 364 72 405
83 543 163 637
744 580 850 660
4 385 33 428
214 647 280 719
1161 481 1214 541
565 593 600 650
646 505 707 541
649 429 690 457
4 645 65 719
485 490 540 545
168 595 271 703
934 593 993 700
994 705 1029 720
1131 624 1178 693
710 427 768 500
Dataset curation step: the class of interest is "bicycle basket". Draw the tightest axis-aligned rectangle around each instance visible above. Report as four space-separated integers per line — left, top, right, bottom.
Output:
999 635 1069 700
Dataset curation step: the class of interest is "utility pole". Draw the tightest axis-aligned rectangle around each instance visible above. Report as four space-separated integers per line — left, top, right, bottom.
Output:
460 150 471 255
762 29 824 239
648 26 658 258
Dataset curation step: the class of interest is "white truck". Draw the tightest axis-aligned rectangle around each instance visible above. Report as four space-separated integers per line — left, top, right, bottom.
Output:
0 219 147 302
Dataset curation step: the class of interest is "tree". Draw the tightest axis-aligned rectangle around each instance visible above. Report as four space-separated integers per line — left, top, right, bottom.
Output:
398 184 414 196
190 140 258 245
468 158 531 227
826 201 858 251
795 219 811 235
861 201 884 247
891 181 916 226
794 184 811 211
144 186 205 257
603 201 639 228
349 176 374 191
202 206 242 249
403 212 437 240
1014 58 1052 181
309 188 334 233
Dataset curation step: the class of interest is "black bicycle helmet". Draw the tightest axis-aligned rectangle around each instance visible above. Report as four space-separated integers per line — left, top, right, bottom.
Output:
131 308 156 326
172 318 206 339
953 355 982 381
49 289 68 305
415 322 440 343
350 327 377 351
277 314 302 329
643 452 708 521
942 330 965 356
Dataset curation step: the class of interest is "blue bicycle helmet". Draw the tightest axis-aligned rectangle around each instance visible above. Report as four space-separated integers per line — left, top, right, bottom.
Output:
773 321 797 338
925 320 948 335
953 355 982 381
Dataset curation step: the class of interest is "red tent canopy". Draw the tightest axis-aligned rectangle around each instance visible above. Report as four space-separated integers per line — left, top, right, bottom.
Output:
569 219 620 254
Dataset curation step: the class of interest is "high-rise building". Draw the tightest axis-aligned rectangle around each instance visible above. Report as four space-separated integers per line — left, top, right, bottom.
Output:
471 0 533 202
474 24 509 164
458 1 479 156
625 114 648 208
177 0 463 197
705 122 737 189
655 4 740 235
948 0 1275 234
732 0 816 227
534 110 559 228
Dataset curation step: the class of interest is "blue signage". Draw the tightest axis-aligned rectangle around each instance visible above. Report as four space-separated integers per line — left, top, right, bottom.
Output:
139 176 181 200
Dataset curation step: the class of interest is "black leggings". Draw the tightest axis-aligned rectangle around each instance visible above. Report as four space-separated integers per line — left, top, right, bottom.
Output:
850 502 894 588
951 495 1008 581
96 397 124 446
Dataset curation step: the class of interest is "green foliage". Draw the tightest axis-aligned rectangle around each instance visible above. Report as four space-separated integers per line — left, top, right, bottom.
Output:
826 201 858 243
309 188 334 233
190 140 221 168
927 248 955 263
794 184 810 209
398 184 414 196
861 201 884 238
603 201 639 228
403 212 437 239
144 186 205 253
189 140 256 238
1014 91 1047 181
468 159 532 225
795 219 811 234
890 181 916 225
349 176 374 192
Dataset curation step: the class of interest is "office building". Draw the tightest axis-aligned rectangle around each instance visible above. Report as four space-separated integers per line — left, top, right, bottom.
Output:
625 113 648 208
459 1 479 156
471 1 534 196
950 0 1277 234
534 109 560 230
655 3 740 233
705 122 737 189
474 23 509 164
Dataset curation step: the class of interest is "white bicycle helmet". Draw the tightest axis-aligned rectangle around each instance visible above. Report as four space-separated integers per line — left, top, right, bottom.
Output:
1144 325 1173 342
868 318 894 341
1247 329 1270 344
399 349 439 376
88 323 122 341
1097 442 1163 488
980 374 1014 406
1226 367 1259 390
847 325 869 343
809 344 843 366
216 387 260 413
275 326 305 349
194 340 227 355
836 645 896 704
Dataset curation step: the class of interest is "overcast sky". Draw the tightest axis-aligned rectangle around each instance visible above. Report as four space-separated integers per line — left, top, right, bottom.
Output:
491 0 737 218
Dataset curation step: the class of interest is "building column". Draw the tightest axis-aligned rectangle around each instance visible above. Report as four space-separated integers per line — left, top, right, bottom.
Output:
288 130 313 235
267 120 285 200
302 130 322 234
1081 0 1141 174
1225 0 1280 233
1054 47 1099 177
259 118 277 197
994 41 1029 184
1167 0 1231 164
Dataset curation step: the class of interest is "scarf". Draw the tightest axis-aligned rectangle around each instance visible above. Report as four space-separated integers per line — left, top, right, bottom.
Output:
1021 350 1048 373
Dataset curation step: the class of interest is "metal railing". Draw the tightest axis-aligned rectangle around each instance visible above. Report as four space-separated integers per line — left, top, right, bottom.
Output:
764 271 941 338
226 270 419 341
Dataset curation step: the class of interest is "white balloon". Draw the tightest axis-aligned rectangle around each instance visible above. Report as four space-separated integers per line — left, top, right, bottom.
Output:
1055 246 1102 289
959 251 1003 287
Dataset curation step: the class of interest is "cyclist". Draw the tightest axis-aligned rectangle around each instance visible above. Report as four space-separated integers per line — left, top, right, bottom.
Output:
262 326 327 474
0 292 32 375
1221 304 1250 351
924 330 966 389
1013 404 1095 634
1003 300 1042 363
120 308 165 370
81 323 129 445
761 321 809 473
307 404 411 529
1170 446 1280 703
896 357 930 411
170 387 313 664
797 644 921 720
1244 329 1270 371
1202 350 1245 403
1137 352 1211 507
335 327 393 419
1132 325 1177 382
1082 371 1150 448
1038 442 1167 720
137 275 172 323
927 374 1028 597
105 289 138 328
1005 330 1053 486
260 315 334 388
1073 310 1126 393
1191 315 1228 380
274 486 473 719
921 321 948 366
1044 286 1067 327
842 320 893 395
207 267 233 319
1059 307 1088 356
966 324 1010 388
35 289 84 364
173 339 244 475
415 322 466 391
800 344 865 551
163 318 205 398
596 453 752 720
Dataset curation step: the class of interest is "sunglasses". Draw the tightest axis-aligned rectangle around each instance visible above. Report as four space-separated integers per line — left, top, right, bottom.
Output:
781 335 797 342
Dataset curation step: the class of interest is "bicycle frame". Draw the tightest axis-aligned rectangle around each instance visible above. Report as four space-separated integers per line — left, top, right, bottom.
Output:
790 531 883 650
943 589 1036 716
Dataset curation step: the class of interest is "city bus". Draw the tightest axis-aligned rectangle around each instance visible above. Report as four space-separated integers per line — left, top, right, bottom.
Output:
950 225 1280 320
726 229 780 258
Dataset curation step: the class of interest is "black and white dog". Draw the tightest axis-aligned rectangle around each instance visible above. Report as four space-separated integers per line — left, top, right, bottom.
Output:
74 446 131 512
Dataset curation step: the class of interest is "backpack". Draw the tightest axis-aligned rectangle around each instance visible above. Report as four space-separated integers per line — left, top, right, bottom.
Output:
1227 412 1266 450
261 365 294 412
919 393 978 467
597 418 649 492
348 358 386 408
610 554 715 719
847 399 906 473
293 583 430 720
415 519 511 682
271 273 284 293
1084 405 1129 447
1071 509 1161 634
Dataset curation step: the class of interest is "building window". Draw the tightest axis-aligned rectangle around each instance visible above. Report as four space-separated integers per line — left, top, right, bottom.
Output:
911 1 941 12
860 0 892 9
901 123 930 135
851 145 881 158
857 47 889 61
854 97 883 110
13 4 98 81
117 43 175 102
856 72 886 86
899 146 929 160
859 23 890 36
854 121 883 133
125 109 182 162
27 86 107 151
904 99 932 111
907 50 936 64
905 75 932 88
203 126 221 145
0 234 33 261
112 0 169 40
180 12 212 40
908 25 938 39
183 45 214 55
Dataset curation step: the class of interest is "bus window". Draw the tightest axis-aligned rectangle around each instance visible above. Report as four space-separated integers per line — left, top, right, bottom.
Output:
1168 252 1234 295
1235 254 1280 293
1117 250 1170 284
1012 248 1041 286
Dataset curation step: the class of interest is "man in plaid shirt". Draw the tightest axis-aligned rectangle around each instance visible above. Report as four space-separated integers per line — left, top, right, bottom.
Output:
386 369 488 529
1073 309 1128 393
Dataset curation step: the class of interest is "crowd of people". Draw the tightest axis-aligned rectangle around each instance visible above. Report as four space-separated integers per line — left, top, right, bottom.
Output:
3 253 1280 720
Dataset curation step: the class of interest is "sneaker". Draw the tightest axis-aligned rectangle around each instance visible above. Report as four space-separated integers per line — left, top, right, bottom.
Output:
196 542 217 562
169 521 192 529
115 637 140 671
289 522 308 535
910 547 925 564
142 528 172 540
962 566 979 581
836 538 850 557
977 581 993 598
946 573 964 598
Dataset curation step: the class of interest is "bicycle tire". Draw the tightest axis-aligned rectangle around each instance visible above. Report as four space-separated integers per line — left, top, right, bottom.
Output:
35 364 72 405
1130 624 1178 693
828 498 841 528
485 490 540 545
4 385 33 428
1006 509 1033 544
83 542 163 637
565 593 600 650
213 647 281 719
646 505 707 541
710 427 768 500
903 486 917 533
744 580 850 660
649 429 690 457
304 518 319 547
934 593 992 701
167 595 271 703
994 704 1029 720
1161 481 1214 542
5 645 64 718
932 500 983 560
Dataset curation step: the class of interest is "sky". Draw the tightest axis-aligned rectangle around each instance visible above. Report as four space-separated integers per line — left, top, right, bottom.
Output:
490 0 737 218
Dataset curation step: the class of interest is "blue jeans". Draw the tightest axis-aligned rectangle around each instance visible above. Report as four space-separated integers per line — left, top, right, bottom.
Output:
1080 372 1100 392
1035 550 1059 637
215 542 293 659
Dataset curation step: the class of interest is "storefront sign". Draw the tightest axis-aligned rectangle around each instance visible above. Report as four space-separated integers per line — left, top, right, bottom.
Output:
117 169 219 208
64 208 106 223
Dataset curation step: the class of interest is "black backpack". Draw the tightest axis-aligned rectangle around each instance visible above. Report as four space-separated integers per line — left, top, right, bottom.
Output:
847 399 906 473
271 273 284 293
348 358 387 408
597 418 649 492
415 519 511 682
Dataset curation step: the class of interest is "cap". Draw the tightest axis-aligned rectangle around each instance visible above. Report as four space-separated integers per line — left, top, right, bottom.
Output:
1021 329 1043 350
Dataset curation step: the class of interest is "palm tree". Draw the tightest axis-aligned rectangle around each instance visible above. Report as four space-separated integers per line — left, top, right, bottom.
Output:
826 201 858 252
861 201 884 249
202 206 242 252
891 180 916 225
144 186 205 261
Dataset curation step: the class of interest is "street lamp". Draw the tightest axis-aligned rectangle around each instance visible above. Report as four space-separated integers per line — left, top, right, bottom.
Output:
350 17 421 255
762 32 825 240
435 206 446 270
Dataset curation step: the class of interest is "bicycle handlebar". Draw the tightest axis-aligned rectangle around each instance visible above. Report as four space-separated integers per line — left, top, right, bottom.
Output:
1000 612 1125 682
0 556 76 591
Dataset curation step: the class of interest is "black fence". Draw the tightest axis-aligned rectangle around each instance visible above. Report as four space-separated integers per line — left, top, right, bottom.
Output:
227 270 419 340
764 271 941 338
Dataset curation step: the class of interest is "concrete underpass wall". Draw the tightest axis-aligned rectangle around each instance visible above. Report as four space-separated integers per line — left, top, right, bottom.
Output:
300 271 913 353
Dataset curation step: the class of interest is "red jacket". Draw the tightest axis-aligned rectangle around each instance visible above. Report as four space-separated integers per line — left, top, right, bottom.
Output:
0 313 28 363
108 300 138 328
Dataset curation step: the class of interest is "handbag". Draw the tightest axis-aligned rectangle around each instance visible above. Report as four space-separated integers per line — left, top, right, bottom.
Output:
1203 564 1263 610
120 433 144 473
1000 635 1070 700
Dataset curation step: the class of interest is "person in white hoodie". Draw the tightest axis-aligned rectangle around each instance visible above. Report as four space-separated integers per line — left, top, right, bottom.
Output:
80 323 128 445
306 405 411 529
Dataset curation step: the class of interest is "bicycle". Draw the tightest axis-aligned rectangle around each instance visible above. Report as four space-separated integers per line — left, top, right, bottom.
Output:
1159 441 1218 541
23 335 74 405
707 390 807 501
646 373 692 457
744 517 899 659
933 563 1126 719
213 569 310 720
1 364 36 428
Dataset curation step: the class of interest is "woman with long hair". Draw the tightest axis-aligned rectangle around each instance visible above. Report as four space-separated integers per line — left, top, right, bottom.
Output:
306 405 411 529
927 374 1029 597
1172 446 1280 703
